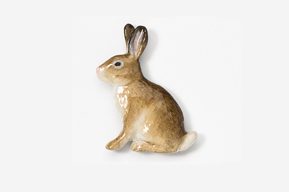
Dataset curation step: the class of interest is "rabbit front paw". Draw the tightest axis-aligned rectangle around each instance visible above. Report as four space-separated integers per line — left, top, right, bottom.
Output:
106 140 121 150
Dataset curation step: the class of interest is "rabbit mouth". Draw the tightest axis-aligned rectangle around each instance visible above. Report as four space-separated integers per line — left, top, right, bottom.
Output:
96 67 106 81
96 67 114 84
96 68 107 81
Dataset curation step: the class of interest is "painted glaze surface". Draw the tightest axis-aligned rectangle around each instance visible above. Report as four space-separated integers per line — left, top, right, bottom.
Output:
96 24 197 153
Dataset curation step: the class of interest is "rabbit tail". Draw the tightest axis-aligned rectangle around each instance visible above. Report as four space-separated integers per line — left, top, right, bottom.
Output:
177 131 198 152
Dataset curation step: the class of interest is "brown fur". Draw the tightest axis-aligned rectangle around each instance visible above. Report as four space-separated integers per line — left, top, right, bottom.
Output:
96 24 197 153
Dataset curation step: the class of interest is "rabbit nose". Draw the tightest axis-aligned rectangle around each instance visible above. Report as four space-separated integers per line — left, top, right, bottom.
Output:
96 67 100 74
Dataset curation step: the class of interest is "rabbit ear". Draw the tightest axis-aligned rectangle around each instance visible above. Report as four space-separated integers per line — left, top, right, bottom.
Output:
128 26 148 59
124 24 135 49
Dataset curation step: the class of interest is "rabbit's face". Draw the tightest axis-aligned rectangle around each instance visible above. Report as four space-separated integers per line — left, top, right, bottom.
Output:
97 54 142 85
97 24 148 86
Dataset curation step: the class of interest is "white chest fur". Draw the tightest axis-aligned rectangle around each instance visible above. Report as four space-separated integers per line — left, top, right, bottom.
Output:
115 86 128 112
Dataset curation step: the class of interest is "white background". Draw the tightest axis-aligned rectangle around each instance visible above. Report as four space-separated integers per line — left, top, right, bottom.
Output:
0 0 289 192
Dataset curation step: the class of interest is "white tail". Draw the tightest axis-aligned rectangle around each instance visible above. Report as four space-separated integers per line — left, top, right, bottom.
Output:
177 131 198 152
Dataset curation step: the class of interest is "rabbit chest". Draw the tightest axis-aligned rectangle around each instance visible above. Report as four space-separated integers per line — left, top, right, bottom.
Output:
115 84 148 113
115 84 151 141
115 86 129 113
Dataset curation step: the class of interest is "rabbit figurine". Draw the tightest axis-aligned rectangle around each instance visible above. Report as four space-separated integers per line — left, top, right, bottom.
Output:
96 24 197 153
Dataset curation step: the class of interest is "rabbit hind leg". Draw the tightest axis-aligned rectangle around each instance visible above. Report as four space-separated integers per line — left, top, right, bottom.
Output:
130 140 176 153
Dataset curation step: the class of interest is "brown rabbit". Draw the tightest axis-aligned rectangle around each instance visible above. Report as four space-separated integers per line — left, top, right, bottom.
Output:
96 24 197 153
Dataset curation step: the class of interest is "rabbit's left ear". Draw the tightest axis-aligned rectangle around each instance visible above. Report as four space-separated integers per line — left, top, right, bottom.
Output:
124 24 135 49
128 26 148 59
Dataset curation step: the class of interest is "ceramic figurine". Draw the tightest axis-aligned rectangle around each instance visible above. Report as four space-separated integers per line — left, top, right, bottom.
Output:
96 24 197 153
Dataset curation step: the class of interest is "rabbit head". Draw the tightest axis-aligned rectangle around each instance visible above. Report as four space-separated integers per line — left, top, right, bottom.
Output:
97 24 148 85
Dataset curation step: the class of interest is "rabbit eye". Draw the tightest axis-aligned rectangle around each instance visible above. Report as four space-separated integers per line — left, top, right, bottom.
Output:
113 61 124 69
115 62 121 66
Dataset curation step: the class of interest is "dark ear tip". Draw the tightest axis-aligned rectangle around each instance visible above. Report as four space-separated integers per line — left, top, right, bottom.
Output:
124 23 134 29
136 25 147 32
